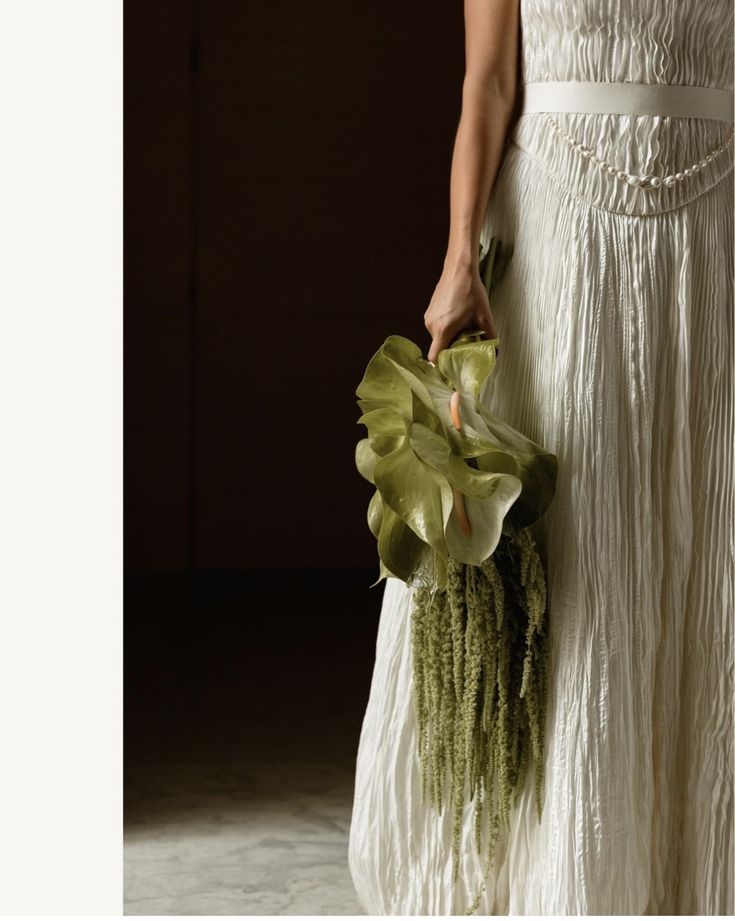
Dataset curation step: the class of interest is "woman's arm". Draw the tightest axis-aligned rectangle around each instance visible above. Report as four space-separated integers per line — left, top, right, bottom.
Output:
425 0 521 363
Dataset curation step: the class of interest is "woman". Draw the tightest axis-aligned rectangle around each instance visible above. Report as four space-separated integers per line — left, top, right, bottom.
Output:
348 0 734 914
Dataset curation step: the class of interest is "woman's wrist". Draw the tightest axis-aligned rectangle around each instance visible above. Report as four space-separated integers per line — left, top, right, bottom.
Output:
443 248 479 277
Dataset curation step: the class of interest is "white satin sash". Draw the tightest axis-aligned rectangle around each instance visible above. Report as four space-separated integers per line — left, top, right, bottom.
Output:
520 81 734 122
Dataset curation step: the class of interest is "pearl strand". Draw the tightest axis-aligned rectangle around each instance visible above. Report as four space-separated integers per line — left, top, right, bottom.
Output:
540 111 735 190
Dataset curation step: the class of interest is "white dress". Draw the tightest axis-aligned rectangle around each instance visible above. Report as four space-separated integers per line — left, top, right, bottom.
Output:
347 0 734 915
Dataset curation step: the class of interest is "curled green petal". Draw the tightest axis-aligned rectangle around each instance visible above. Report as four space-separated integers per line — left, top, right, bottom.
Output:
445 480 523 566
360 335 455 425
407 422 452 473
356 341 414 416
355 438 379 484
472 449 519 477
376 501 428 583
437 337 499 401
373 436 452 558
357 407 406 456
368 558 400 588
475 404 558 529
439 391 506 458
410 423 522 503
410 389 445 438
367 490 383 539
383 339 451 419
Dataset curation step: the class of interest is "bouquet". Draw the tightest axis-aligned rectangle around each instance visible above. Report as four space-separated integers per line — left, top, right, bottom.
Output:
354 238 558 914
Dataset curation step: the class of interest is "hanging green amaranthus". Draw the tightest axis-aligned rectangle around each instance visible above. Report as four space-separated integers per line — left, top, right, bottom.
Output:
355 238 558 914
411 527 550 913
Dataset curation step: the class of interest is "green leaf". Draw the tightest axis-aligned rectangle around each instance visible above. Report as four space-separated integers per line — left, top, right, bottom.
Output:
479 235 513 295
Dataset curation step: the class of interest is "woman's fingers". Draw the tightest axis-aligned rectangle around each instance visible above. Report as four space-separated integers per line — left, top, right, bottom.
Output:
427 319 462 363
426 308 498 364
475 307 498 340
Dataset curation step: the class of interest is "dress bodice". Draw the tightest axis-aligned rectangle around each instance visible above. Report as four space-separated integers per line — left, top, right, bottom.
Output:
503 1 735 217
520 0 734 91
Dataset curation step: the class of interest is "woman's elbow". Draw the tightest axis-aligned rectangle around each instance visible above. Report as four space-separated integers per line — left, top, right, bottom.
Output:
462 69 518 111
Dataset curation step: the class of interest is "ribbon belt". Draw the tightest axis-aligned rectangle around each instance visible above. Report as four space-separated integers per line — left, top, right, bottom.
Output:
520 81 734 123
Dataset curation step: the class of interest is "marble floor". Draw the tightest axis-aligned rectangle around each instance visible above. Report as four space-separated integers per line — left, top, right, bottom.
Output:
125 756 365 914
124 570 380 915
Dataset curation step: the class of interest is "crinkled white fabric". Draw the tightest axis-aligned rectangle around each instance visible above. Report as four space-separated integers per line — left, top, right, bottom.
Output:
347 0 734 914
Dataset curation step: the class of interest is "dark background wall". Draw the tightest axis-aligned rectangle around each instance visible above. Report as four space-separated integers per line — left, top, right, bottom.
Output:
125 0 465 574
125 9 469 910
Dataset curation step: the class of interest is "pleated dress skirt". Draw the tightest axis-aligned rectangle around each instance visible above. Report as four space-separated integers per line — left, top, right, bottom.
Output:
348 99 734 915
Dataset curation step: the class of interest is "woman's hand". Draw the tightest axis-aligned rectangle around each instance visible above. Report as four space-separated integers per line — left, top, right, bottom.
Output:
424 262 499 363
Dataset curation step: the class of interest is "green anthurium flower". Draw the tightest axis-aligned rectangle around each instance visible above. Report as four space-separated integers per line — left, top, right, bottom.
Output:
356 235 557 586
408 422 523 565
437 331 498 401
